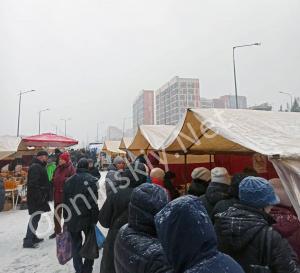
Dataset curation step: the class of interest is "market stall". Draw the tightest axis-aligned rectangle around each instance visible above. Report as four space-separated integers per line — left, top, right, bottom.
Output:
160 108 300 218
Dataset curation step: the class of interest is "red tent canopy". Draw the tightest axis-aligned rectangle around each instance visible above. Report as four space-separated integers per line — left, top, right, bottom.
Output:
21 133 78 148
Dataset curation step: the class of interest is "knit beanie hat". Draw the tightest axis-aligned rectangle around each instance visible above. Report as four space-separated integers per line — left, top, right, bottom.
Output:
59 152 70 163
191 167 211 182
269 178 292 207
211 167 230 185
239 176 280 209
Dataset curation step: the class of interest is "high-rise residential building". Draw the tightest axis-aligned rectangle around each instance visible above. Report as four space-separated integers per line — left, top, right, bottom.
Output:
156 76 200 125
132 90 154 131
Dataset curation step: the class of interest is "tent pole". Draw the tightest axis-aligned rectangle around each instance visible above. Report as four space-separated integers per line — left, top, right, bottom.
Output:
209 154 212 169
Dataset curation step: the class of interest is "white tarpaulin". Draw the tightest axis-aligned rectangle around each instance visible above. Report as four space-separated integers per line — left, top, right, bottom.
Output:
161 108 300 217
102 140 126 156
0 136 22 160
119 137 133 150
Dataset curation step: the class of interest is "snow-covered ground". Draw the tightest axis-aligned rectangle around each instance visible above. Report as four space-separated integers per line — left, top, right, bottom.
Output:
0 172 108 273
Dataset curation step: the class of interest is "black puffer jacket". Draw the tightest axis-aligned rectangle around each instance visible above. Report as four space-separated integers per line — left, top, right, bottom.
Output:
187 178 208 197
114 184 172 273
27 158 50 215
99 163 147 273
63 168 99 233
215 204 299 273
199 182 230 218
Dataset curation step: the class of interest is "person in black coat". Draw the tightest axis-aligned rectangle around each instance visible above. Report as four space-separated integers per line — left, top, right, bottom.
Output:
187 167 211 197
114 183 172 273
63 158 99 273
199 167 231 218
154 195 245 273
23 151 50 248
163 171 180 200
215 176 299 273
99 162 147 273
212 173 248 220
87 158 101 179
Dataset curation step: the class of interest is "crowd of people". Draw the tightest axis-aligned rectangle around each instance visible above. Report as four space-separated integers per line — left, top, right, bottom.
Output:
23 150 300 273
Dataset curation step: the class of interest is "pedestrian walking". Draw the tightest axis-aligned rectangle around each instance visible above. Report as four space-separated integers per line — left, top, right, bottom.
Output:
155 195 245 273
87 158 101 179
187 167 211 197
215 176 299 273
99 162 147 273
23 150 50 248
114 183 172 273
50 151 75 239
105 156 126 195
63 158 99 273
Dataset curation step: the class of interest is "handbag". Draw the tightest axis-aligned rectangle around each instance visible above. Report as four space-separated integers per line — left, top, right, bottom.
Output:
249 227 272 273
80 226 99 260
56 227 73 265
95 225 106 249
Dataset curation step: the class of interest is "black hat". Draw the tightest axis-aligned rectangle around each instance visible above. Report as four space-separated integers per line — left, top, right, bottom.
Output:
37 150 49 157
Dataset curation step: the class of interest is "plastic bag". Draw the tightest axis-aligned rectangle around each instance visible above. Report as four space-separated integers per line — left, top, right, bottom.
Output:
80 226 99 260
56 228 72 265
95 225 105 249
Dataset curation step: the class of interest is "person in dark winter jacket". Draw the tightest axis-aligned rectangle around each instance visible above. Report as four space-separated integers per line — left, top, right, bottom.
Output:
99 162 147 273
23 151 51 248
187 167 211 197
0 178 5 212
114 183 172 273
164 171 180 200
87 158 101 179
269 178 300 262
215 176 299 273
105 156 125 195
51 152 75 238
63 158 99 273
155 195 245 273
199 167 231 218
212 173 248 219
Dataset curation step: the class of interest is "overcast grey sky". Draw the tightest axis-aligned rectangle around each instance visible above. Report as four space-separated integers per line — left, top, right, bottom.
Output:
0 0 299 145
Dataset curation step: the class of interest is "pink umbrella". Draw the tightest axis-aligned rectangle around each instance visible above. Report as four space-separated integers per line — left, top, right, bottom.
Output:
21 133 78 148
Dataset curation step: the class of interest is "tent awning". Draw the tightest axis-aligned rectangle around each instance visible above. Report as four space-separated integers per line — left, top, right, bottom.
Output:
102 140 126 155
21 133 78 148
119 137 133 150
0 136 22 160
128 125 175 152
161 108 300 158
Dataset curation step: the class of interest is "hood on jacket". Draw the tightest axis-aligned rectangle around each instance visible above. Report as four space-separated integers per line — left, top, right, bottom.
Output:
215 204 274 252
155 195 218 273
122 162 147 188
206 182 230 205
129 183 169 235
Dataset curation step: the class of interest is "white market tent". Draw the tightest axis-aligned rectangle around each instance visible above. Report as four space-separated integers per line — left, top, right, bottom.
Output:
128 125 211 164
0 136 22 160
119 137 133 151
160 108 300 217
102 140 126 156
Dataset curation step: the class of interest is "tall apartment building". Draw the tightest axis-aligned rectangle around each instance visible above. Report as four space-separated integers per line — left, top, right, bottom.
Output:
132 90 154 131
156 76 200 125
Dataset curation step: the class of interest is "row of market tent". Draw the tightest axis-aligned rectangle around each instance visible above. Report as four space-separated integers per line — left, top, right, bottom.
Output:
102 108 300 218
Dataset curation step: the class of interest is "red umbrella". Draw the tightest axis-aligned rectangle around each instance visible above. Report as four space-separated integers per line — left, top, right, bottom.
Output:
21 133 78 148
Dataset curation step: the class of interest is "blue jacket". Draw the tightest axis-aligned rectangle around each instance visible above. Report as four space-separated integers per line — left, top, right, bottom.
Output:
114 183 172 273
155 195 245 273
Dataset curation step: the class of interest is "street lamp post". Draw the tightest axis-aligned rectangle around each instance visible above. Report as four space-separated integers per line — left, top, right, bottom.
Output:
38 108 50 134
233 43 261 109
279 91 293 111
17 90 37 137
61 118 71 136
97 122 104 142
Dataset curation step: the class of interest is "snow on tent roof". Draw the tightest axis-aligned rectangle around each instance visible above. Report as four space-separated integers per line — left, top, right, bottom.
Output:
128 125 175 152
161 108 300 158
102 140 126 155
